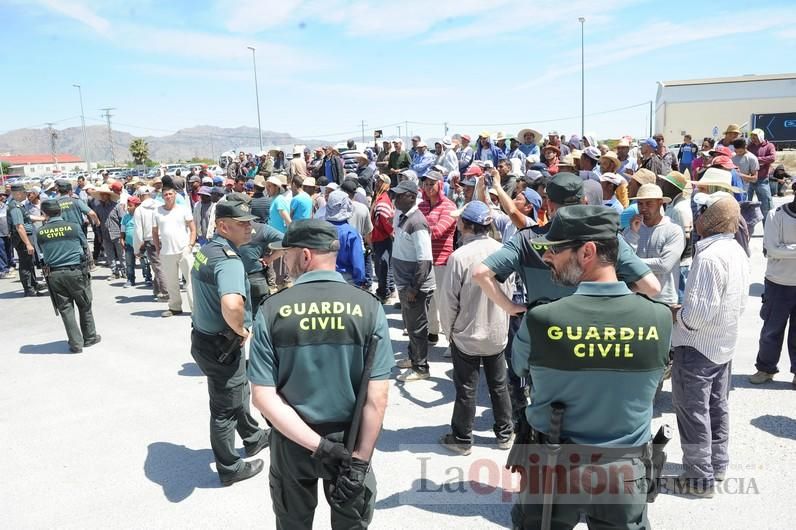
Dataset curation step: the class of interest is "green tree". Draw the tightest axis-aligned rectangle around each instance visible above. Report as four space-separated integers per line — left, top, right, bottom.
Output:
129 138 150 165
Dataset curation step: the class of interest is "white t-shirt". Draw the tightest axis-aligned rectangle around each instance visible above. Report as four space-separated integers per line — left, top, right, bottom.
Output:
155 204 192 255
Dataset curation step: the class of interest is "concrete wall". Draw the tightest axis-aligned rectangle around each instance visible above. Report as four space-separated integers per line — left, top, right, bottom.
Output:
655 97 796 142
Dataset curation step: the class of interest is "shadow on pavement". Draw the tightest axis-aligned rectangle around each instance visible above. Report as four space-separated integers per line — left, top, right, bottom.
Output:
144 442 222 502
131 310 167 318
178 362 203 377
19 341 73 354
748 282 764 297
378 425 498 454
730 374 793 390
0 290 25 299
394 377 454 409
115 294 155 304
376 479 512 526
750 415 796 440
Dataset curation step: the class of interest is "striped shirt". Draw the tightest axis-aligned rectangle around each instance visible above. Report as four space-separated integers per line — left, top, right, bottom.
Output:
417 193 457 266
370 193 395 243
391 206 435 294
673 233 750 364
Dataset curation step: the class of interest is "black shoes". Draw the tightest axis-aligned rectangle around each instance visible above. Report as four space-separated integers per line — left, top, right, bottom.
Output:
84 335 102 348
428 333 439 344
244 430 271 457
220 459 264 486
69 345 83 353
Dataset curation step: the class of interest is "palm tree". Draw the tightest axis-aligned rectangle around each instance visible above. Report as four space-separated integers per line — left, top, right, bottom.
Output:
129 138 150 165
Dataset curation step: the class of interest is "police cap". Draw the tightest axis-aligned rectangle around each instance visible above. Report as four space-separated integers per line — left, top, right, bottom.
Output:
531 205 619 246
9 183 25 192
269 219 340 252
56 179 71 191
546 172 583 206
41 199 62 216
214 199 257 222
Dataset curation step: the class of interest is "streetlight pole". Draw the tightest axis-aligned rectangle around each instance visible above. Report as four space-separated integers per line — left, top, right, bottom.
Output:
247 45 264 152
578 17 585 138
73 84 91 174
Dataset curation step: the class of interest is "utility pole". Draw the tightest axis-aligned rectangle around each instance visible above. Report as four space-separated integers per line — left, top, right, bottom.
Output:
46 122 59 171
100 107 116 165
73 84 91 174
649 100 653 137
361 120 366 145
444 122 449 137
578 17 586 138
246 46 264 152
397 125 401 140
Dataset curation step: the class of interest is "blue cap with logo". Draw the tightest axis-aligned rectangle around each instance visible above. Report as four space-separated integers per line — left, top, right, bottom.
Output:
460 200 493 226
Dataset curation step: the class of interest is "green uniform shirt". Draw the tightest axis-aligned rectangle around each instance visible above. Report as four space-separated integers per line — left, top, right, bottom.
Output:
37 216 87 267
191 234 252 335
513 281 671 447
57 196 91 227
248 269 395 424
238 222 284 274
8 199 34 235
388 151 411 171
483 227 650 304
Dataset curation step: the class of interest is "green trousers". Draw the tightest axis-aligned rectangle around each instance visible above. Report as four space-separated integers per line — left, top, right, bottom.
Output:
48 268 97 349
511 457 649 530
190 330 266 477
269 429 376 530
248 271 269 320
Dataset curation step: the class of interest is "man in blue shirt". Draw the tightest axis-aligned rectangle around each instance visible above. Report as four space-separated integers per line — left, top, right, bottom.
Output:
289 176 313 221
410 142 436 177
324 190 365 287
678 134 699 173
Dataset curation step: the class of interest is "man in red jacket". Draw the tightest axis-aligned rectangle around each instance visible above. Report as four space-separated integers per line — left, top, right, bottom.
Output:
371 175 396 303
748 128 776 225
418 170 457 345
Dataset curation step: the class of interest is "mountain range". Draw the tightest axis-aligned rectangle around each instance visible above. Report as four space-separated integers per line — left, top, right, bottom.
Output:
0 125 326 165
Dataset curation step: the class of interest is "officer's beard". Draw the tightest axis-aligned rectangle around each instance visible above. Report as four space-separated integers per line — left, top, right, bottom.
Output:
550 254 584 287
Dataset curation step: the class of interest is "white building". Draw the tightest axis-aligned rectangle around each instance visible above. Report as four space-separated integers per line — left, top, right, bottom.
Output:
0 153 88 177
655 73 796 143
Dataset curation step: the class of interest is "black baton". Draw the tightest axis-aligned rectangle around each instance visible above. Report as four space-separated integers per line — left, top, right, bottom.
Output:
541 402 565 530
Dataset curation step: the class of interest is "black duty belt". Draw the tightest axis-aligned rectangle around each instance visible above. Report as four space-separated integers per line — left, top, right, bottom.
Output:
247 269 266 278
532 428 650 460
50 264 83 272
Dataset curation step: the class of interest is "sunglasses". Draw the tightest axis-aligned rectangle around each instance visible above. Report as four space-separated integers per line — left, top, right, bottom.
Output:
546 241 584 255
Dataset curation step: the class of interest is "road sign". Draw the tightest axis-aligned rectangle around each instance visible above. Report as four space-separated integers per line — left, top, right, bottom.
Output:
711 125 719 139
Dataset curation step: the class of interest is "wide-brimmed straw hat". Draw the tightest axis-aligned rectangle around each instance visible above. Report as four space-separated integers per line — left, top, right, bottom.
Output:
517 128 542 144
629 183 671 203
89 184 120 201
693 167 743 194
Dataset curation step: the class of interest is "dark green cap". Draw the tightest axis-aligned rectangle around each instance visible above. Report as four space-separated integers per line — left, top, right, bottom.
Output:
269 219 340 251
531 205 619 246
9 183 25 192
214 199 257 221
41 199 62 216
546 172 583 205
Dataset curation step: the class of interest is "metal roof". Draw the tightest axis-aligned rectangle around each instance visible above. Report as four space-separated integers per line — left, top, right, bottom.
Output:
659 73 796 87
0 153 83 165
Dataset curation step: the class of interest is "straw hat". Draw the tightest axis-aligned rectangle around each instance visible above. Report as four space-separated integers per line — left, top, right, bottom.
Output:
631 168 657 186
659 169 690 191
517 128 542 144
89 184 120 201
723 124 741 135
629 183 671 203
302 177 318 188
543 144 561 155
600 151 621 171
693 167 743 194
494 131 507 142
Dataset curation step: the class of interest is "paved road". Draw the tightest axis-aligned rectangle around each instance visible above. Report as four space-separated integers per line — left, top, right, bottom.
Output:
3 198 794 529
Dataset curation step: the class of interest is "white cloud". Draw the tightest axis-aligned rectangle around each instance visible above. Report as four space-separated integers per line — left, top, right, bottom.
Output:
32 0 111 34
518 9 796 89
219 0 303 33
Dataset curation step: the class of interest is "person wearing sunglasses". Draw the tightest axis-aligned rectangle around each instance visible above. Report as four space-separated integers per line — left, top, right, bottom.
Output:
510 205 672 529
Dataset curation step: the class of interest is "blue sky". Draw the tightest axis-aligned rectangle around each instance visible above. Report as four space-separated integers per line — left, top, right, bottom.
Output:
2 0 795 144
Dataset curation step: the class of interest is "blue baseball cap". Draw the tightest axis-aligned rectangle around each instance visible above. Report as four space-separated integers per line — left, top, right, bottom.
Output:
460 200 493 226
642 137 658 149
521 188 542 220
212 176 224 185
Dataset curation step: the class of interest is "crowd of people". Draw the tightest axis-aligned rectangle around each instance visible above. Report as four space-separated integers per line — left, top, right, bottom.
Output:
3 122 795 529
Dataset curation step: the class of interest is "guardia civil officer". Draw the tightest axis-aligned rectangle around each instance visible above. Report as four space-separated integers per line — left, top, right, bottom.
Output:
7 183 46 296
509 206 672 530
37 200 100 353
248 219 395 529
190 198 270 486
55 179 100 266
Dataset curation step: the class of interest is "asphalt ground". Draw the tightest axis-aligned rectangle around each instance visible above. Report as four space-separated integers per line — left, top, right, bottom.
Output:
2 196 794 529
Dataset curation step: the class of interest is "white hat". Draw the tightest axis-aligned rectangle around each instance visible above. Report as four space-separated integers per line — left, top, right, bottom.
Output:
628 183 671 203
692 167 743 194
693 190 733 206
599 172 625 187
293 145 303 156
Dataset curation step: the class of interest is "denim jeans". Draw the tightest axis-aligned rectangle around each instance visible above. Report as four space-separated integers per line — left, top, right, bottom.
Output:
2 236 14 268
450 341 513 445
372 239 394 299
125 247 137 284
754 279 796 375
398 289 431 374
0 237 8 272
747 179 773 225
